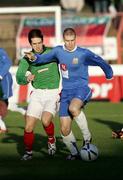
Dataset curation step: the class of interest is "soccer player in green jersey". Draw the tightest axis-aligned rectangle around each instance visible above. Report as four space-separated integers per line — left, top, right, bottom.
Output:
16 29 60 160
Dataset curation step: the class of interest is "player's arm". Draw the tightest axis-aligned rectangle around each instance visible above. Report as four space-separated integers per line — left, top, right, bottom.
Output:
85 49 113 79
16 58 30 85
0 48 12 79
25 47 58 64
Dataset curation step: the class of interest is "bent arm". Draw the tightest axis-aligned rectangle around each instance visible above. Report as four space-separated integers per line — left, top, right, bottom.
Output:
85 50 113 79
16 58 30 85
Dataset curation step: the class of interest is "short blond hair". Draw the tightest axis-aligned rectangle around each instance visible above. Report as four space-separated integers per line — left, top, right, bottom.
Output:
63 28 76 38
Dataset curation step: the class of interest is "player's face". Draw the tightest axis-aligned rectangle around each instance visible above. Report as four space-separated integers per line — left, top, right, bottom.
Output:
30 37 43 53
64 34 76 51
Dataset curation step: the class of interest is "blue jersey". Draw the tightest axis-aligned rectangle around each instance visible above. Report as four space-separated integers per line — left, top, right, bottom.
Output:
0 48 13 99
34 46 113 90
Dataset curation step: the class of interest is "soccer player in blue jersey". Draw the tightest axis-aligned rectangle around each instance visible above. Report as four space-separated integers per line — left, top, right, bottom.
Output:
0 48 13 133
25 28 113 160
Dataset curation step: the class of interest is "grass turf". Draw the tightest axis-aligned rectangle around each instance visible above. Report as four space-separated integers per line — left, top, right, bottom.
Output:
0 101 123 180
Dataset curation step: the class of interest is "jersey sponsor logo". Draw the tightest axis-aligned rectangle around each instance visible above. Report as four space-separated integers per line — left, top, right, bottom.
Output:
61 70 69 79
72 58 78 64
60 64 69 78
60 64 67 71
37 68 48 73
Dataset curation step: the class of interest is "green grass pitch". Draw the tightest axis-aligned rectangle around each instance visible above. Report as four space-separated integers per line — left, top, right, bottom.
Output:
0 102 123 180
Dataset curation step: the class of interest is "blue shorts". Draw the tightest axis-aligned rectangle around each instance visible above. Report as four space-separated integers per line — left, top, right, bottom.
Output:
59 86 92 117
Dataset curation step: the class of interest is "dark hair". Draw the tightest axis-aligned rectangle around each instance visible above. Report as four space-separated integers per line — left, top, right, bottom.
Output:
63 28 76 38
28 29 43 44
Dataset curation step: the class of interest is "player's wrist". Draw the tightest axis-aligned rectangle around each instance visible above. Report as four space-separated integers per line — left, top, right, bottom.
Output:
31 55 37 61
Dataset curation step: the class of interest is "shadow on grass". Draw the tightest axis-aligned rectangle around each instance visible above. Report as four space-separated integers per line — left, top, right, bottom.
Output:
93 118 123 131
1 126 68 160
1 124 123 179
0 154 123 180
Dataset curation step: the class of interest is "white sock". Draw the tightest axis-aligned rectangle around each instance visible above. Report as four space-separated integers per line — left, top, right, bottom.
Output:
61 131 78 155
15 107 26 115
8 103 26 115
0 118 7 130
74 111 91 141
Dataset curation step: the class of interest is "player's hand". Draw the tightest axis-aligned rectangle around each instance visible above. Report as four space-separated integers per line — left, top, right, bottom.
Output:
27 74 35 82
24 52 36 61
106 77 114 80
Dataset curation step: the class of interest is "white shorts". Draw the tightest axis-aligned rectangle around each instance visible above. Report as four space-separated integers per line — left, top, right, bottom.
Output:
26 88 60 119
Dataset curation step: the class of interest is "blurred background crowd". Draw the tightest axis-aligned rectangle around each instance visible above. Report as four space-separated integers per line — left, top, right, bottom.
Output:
0 0 123 65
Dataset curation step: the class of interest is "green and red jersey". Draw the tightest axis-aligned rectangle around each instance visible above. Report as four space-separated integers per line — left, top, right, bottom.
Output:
16 47 60 89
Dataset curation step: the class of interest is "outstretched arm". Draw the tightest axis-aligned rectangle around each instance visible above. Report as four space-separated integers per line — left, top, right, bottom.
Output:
24 47 58 64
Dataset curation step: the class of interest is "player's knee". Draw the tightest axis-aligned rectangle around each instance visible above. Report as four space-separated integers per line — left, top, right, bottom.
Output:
25 125 34 132
69 105 78 117
42 117 52 127
42 120 51 127
61 126 71 136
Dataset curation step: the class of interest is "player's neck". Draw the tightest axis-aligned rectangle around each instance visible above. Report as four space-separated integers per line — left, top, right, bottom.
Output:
63 45 77 52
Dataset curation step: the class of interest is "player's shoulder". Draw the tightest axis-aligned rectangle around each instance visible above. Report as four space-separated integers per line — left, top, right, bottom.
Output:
53 45 66 53
44 46 52 52
77 46 90 52
42 45 63 53
54 45 63 50
78 47 94 55
47 45 63 53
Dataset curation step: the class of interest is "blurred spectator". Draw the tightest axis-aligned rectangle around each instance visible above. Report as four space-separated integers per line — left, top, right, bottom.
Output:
41 0 58 5
93 0 110 13
60 0 85 13
108 0 117 18
110 0 123 29
116 0 123 12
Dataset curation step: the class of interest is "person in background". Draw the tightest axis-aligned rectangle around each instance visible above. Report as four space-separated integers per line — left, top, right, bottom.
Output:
60 0 85 13
25 28 113 160
0 48 13 133
16 29 60 160
112 128 123 139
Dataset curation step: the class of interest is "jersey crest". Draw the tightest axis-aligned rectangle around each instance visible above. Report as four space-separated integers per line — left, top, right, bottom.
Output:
72 58 78 64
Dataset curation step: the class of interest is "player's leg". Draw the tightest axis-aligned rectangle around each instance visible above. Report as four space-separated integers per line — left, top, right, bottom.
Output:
21 90 42 160
0 117 7 133
60 116 80 160
112 128 123 139
41 89 59 155
41 111 56 155
69 98 92 144
8 102 26 115
69 87 92 144
0 100 8 133
59 94 80 160
21 115 37 160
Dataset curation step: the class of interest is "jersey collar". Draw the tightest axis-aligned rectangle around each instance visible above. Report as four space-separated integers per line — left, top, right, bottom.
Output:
63 45 77 52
